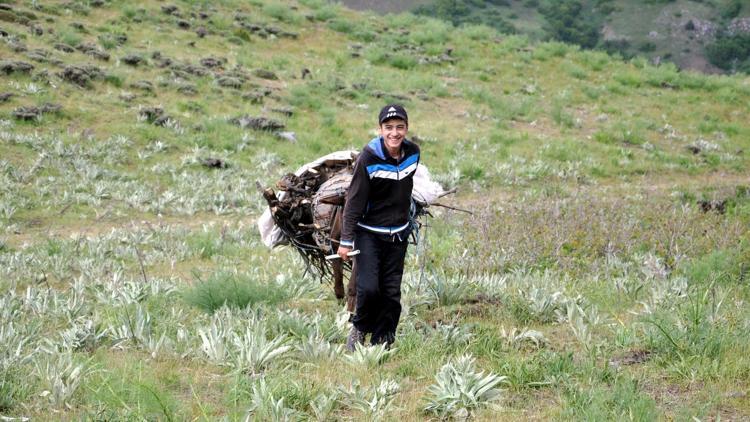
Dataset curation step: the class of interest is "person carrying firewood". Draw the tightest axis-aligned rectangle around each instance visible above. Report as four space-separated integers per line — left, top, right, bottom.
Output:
337 104 420 351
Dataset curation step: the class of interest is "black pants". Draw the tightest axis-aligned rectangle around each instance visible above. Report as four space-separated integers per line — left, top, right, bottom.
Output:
351 229 409 345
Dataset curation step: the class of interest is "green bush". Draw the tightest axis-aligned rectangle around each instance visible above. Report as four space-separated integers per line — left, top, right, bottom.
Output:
388 54 417 70
562 377 658 421
103 73 123 88
327 19 354 34
58 29 82 47
706 33 750 72
263 2 300 24
540 0 600 49
410 19 451 45
639 42 656 53
183 271 291 313
684 247 747 285
0 368 30 412
720 0 742 20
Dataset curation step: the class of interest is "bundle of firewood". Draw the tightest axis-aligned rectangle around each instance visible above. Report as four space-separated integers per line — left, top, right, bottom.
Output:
259 153 357 280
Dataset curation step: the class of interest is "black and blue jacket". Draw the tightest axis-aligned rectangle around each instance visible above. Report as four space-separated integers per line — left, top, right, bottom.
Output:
341 136 420 246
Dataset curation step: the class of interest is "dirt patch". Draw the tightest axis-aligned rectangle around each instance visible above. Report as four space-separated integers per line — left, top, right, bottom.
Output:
609 349 652 369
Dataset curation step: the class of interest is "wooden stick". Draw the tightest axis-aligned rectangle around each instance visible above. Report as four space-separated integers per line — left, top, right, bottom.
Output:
431 202 474 215
133 243 148 284
437 187 458 198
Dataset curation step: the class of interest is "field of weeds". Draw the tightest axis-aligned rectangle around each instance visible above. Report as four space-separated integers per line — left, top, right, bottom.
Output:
1 0 749 420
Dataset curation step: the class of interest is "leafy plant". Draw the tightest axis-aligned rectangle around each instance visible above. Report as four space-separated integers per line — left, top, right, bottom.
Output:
424 272 476 307
296 334 343 361
343 343 394 368
424 354 507 418
499 326 547 350
339 379 400 420
34 352 90 408
432 322 473 348
244 379 301 421
310 390 340 421
232 325 291 375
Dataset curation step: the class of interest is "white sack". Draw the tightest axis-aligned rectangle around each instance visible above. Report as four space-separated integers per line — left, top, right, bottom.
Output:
412 163 445 205
258 208 287 248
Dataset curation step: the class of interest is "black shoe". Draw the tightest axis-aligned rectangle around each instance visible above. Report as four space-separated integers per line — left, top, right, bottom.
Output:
371 331 395 349
346 326 364 352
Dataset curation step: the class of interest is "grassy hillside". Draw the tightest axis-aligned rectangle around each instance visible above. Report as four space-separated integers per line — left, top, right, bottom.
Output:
1 0 750 419
408 0 750 74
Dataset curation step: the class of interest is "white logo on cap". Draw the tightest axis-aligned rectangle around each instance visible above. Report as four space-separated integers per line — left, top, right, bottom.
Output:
388 107 397 112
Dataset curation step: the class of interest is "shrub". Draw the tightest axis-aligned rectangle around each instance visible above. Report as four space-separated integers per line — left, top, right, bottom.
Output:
388 54 417 70
182 271 291 312
263 2 300 24
720 0 742 20
540 0 600 49
460 24 496 41
327 19 354 34
639 42 656 53
410 19 451 45
562 378 658 420
103 73 123 88
706 33 750 71
58 29 82 47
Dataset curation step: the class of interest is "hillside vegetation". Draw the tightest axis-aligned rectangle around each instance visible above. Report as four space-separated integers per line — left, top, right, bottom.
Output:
1 0 750 420
408 0 750 74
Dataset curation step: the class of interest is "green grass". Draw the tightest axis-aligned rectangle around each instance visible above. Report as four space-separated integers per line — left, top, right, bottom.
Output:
182 271 292 313
0 0 749 419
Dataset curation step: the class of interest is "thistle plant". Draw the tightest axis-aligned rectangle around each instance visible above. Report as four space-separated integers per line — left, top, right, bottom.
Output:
110 305 155 349
310 390 340 421
433 322 473 347
339 379 400 420
59 317 108 352
296 334 343 361
566 304 596 353
198 318 233 365
0 321 33 371
34 351 90 408
424 272 475 306
272 309 346 343
499 326 547 350
637 277 689 315
274 273 324 301
244 379 301 422
232 325 291 375
423 354 507 418
520 287 567 323
343 343 394 368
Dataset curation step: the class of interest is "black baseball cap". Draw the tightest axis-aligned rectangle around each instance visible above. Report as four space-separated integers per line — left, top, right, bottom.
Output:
378 104 408 125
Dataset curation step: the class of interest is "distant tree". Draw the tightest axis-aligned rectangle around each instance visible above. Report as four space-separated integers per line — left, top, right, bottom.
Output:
720 0 742 20
413 0 517 35
706 33 750 71
540 0 600 48
434 0 470 23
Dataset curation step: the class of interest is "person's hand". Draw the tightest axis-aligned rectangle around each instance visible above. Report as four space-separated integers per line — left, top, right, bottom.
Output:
337 246 352 261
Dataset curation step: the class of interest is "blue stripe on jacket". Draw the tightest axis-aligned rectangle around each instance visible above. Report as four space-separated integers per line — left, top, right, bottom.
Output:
366 151 419 175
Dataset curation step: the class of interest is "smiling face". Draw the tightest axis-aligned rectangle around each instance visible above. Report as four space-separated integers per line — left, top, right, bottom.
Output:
378 118 408 158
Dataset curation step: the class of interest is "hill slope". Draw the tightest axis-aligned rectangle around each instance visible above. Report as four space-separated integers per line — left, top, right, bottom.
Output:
1 0 749 420
392 0 750 74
